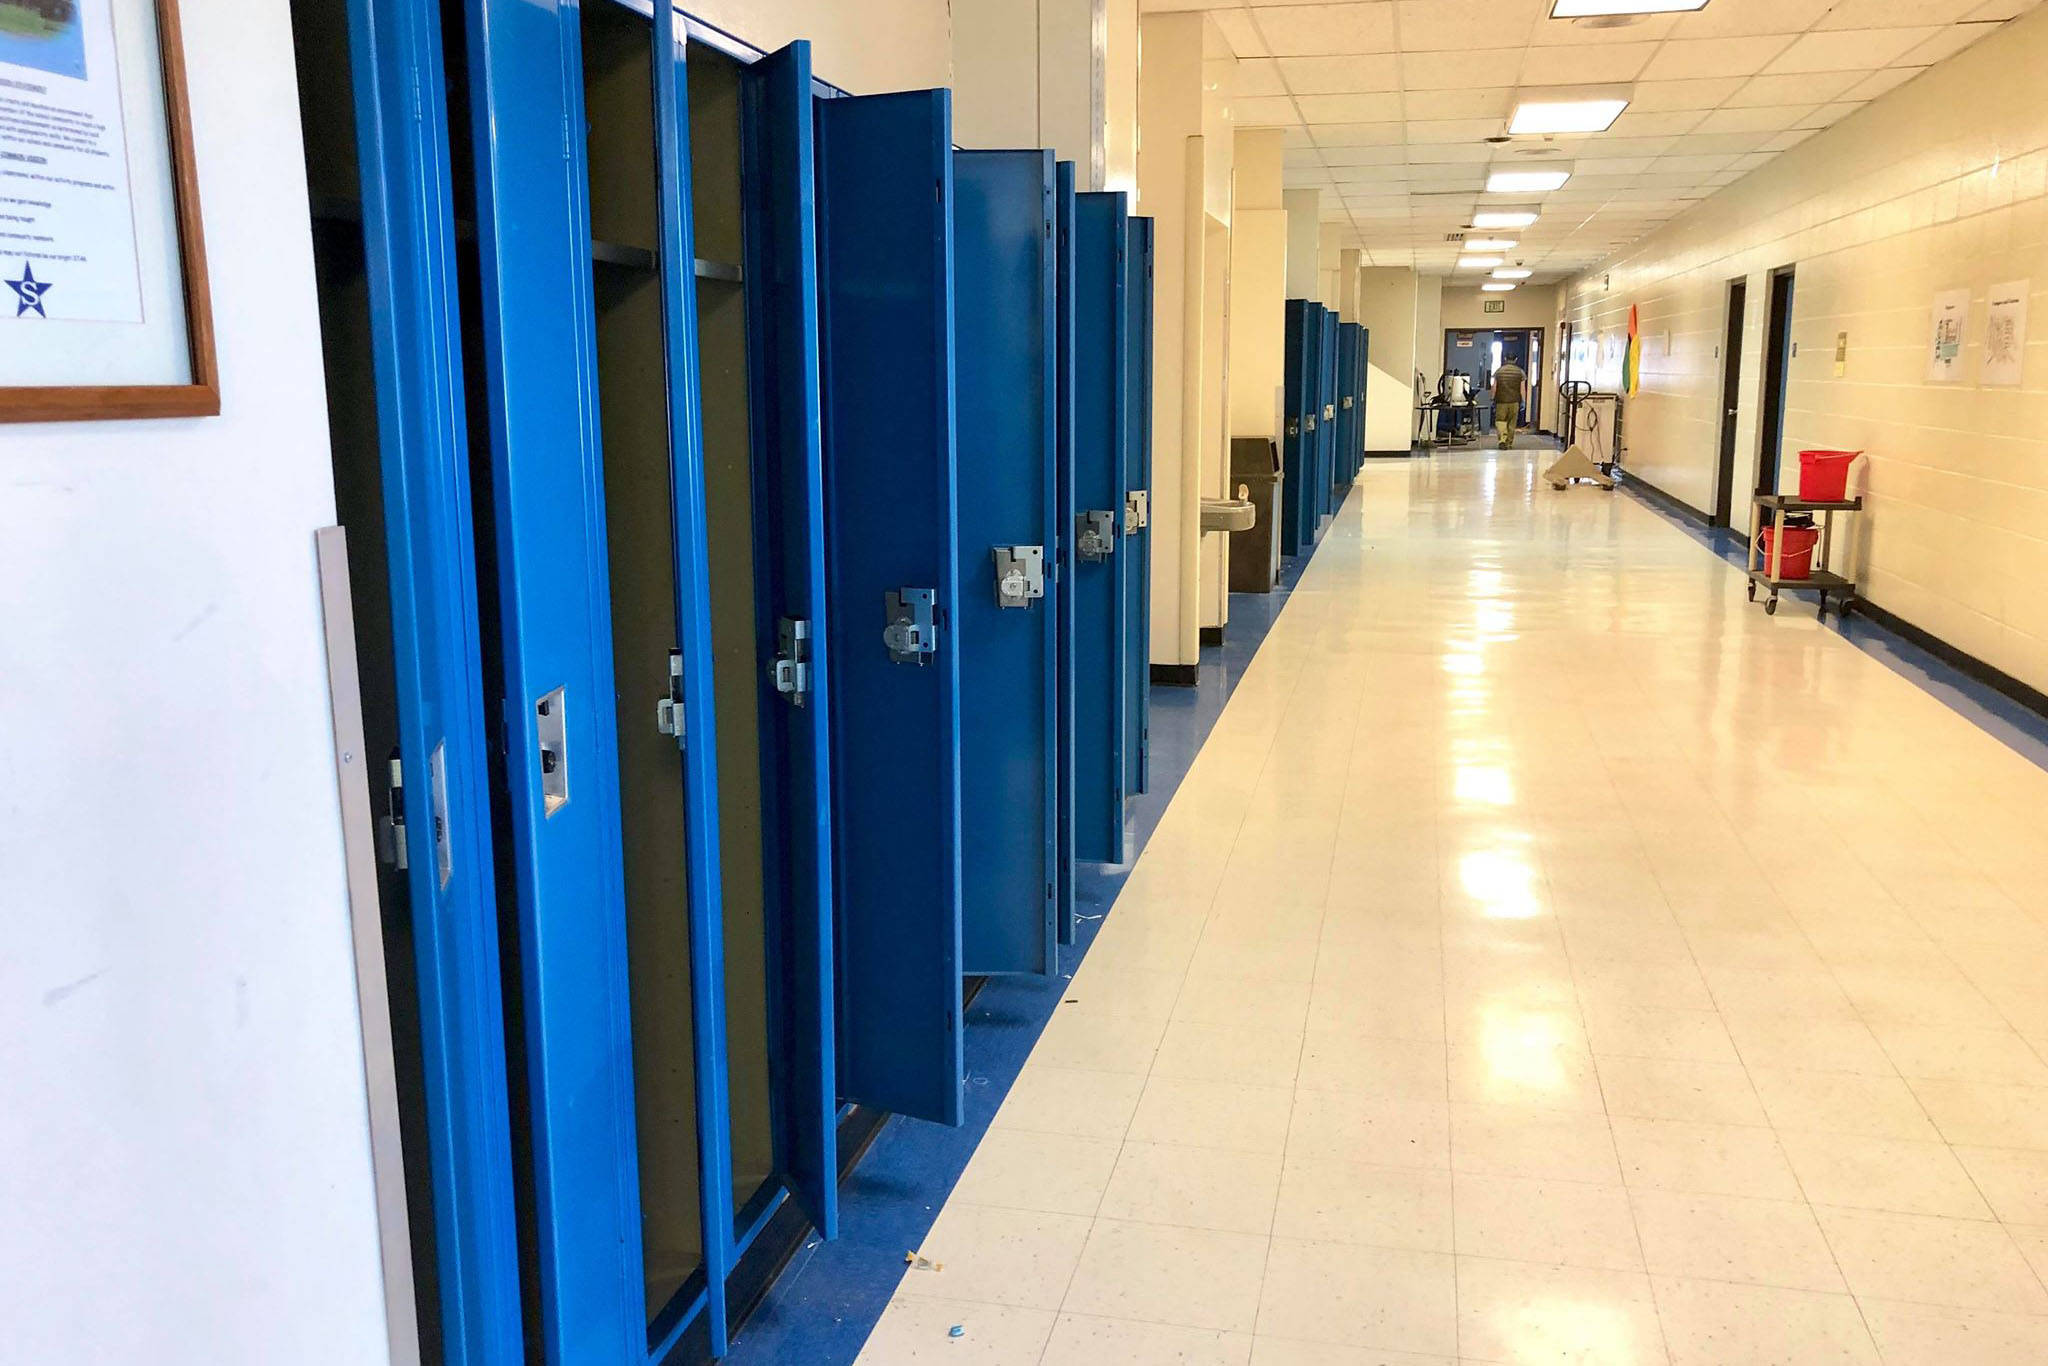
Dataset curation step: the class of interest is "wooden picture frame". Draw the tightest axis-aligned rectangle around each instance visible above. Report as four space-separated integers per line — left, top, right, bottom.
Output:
0 0 216 422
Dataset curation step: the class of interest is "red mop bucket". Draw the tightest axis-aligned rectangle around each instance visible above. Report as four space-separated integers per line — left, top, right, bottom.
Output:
1798 449 1860 501
1759 522 1821 580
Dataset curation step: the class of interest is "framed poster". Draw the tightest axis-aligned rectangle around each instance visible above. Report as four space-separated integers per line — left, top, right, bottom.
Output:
0 0 215 421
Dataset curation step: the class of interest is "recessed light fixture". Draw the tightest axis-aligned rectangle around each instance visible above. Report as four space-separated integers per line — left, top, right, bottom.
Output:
1550 0 1707 15
1473 209 1541 228
1509 87 1631 135
1457 257 1505 269
1464 238 1519 251
1482 282 1518 292
1486 167 1573 193
1492 268 1534 279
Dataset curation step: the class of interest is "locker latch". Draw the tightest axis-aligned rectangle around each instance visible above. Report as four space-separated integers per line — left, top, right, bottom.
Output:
1077 510 1117 563
536 687 570 816
1341 395 1353 409
655 651 686 745
992 546 1045 608
1304 413 1317 432
1124 490 1149 534
771 618 813 704
375 754 408 871
882 588 939 663
1287 419 1299 437
1324 403 1336 420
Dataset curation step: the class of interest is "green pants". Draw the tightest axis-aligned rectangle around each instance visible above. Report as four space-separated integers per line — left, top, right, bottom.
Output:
1495 399 1519 446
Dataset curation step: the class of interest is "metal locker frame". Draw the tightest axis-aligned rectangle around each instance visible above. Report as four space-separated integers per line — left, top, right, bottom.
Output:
1335 321 1362 499
953 149 1059 978
341 0 524 1357
1071 191 1129 867
1318 307 1340 522
1053 161 1079 947
815 88 967 1126
1124 216 1155 799
1280 298 1313 557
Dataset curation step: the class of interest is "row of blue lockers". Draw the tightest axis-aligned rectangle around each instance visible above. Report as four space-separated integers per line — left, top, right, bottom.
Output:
314 4 1153 1362
1282 298 1372 556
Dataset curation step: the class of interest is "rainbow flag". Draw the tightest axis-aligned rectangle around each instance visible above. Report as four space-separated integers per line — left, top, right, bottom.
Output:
1623 304 1641 396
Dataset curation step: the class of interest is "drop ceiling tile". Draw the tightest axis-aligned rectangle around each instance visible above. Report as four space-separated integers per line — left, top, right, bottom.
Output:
1576 135 1681 156
1400 49 1526 88
1517 41 1660 81
1607 108 1711 135
1765 26 1940 71
1407 162 1490 183
1841 64 1925 98
1312 121 1405 146
1253 3 1399 55
1795 99 1868 125
1641 34 1799 79
1396 0 1545 48
1295 90 1407 121
1409 142 1498 163
1528 12 1682 43
1816 0 1987 27
1210 8 1270 57
1282 126 1319 147
1729 152 1775 169
1625 77 1748 111
1277 53 1402 91
1895 19 2005 62
1139 0 1218 9
1726 70 1862 104
1231 95 1305 124
1651 152 1739 172
1402 87 1516 120
1231 58 1290 96
1323 144 1409 165
1965 0 2030 16
1693 103 1816 130
1406 117 1506 142
1668 130 1773 152
1575 156 1660 174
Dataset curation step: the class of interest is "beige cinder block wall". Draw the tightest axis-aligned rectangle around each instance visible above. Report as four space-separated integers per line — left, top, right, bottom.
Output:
1563 6 2048 694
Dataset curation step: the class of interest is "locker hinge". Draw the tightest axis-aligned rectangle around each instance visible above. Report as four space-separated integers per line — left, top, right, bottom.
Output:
375 753 408 871
770 618 814 705
992 545 1046 608
1124 490 1149 534
1077 510 1117 563
655 651 687 744
883 588 939 663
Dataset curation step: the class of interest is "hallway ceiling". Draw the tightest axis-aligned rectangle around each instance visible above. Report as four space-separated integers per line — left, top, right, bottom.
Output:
1146 0 2034 283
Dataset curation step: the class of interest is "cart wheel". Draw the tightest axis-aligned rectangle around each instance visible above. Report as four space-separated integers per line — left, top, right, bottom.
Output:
1765 596 1778 616
1839 597 1854 620
1746 582 1757 602
1552 482 1567 490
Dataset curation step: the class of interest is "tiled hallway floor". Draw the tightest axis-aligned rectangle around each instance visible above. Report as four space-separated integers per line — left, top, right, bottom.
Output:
856 448 2048 1365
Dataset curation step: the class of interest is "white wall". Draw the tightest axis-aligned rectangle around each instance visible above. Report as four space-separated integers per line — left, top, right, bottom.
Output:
1358 268 1422 451
1229 131 1287 444
690 0 951 92
1565 5 2048 695
1283 189 1322 299
1441 283 1560 330
0 4 391 1361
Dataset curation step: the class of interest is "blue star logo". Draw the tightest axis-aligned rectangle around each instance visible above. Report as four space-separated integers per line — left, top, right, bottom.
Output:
8 261 52 318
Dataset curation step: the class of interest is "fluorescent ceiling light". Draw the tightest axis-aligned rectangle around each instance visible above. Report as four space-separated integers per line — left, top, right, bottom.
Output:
1457 257 1505 269
1492 268 1534 279
1509 87 1631 135
1472 209 1541 228
1486 167 1573 193
1464 238 1518 251
1550 0 1708 15
1482 282 1518 292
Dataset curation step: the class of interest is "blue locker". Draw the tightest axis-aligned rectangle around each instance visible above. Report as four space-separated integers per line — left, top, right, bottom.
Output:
1318 308 1340 521
1357 328 1372 473
1124 216 1154 799
1053 162 1078 947
952 149 1058 977
1072 192 1129 867
815 89 966 1125
461 0 648 1353
1336 322 1362 498
1279 299 1314 556
343 0 524 1356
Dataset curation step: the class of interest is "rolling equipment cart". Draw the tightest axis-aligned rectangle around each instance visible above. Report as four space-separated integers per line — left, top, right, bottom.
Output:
1747 492 1862 619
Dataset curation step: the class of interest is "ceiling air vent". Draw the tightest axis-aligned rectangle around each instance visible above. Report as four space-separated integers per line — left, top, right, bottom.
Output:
1444 232 1466 242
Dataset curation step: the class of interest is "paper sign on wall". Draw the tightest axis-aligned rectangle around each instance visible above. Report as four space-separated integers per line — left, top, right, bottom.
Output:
1983 280 2029 387
1927 289 1971 382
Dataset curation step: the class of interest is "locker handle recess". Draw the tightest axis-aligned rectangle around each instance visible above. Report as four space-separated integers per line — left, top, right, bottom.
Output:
1077 510 1116 563
992 545 1045 608
883 588 939 664
535 687 569 816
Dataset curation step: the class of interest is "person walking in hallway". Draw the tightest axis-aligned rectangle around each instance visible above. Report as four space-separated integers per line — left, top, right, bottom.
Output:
1491 356 1525 448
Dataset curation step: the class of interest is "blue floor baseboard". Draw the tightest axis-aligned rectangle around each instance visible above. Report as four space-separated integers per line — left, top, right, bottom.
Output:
717 515 1335 1366
1616 472 2048 775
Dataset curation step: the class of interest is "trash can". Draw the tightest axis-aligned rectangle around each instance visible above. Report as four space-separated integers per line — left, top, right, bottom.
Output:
1229 436 1282 593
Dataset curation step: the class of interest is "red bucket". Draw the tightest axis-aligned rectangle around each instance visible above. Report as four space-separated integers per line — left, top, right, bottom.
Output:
1798 449 1860 501
1759 524 1820 580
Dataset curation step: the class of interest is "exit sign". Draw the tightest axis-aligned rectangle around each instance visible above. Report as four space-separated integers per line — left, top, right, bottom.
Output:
1482 299 1506 314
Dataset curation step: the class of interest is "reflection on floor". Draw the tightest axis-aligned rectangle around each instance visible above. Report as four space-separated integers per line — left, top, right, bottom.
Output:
857 445 2048 1365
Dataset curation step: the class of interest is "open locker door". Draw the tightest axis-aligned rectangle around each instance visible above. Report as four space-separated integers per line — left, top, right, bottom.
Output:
1319 309 1340 519
1053 162 1078 946
461 0 646 1354
953 150 1058 977
1281 299 1313 557
344 0 523 1356
815 89 965 1126
1072 192 1129 866
737 38 839 1239
1124 216 1154 799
